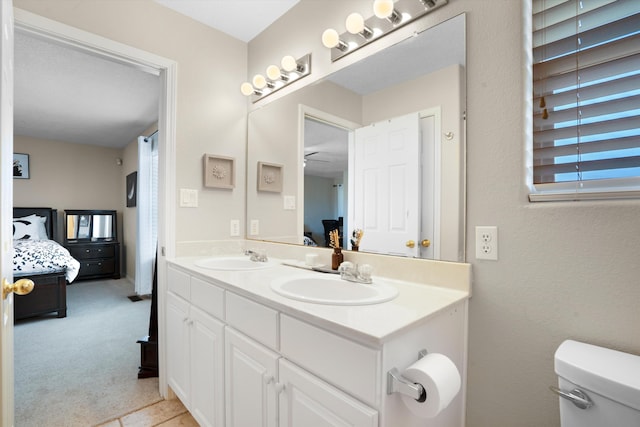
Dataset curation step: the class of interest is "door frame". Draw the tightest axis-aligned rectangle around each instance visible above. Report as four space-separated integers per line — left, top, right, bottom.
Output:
298 105 360 246
12 7 177 399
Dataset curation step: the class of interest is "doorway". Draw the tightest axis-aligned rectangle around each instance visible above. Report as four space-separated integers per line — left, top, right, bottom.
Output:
5 8 177 423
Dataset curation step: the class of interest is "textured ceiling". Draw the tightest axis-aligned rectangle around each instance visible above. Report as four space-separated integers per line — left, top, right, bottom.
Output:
14 31 160 148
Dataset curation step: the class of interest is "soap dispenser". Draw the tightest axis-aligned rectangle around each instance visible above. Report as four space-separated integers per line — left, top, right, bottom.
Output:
331 247 344 270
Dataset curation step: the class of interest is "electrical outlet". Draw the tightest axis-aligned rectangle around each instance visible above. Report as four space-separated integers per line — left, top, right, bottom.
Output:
230 220 240 237
475 226 498 260
250 220 259 236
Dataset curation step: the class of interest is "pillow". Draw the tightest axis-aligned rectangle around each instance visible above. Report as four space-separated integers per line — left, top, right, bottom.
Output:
13 215 49 240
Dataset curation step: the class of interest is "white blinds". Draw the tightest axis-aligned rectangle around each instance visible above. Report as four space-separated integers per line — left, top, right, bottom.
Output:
531 0 640 197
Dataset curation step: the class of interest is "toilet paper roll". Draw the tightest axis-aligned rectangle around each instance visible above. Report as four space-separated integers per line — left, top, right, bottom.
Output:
400 353 461 418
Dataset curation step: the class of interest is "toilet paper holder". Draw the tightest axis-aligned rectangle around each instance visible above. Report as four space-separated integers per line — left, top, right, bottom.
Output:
387 349 428 402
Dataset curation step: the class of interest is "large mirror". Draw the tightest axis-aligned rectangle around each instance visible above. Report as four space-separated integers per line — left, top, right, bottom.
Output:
247 13 466 262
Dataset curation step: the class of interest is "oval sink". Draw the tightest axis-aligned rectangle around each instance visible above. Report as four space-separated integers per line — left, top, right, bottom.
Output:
194 257 274 271
270 275 398 305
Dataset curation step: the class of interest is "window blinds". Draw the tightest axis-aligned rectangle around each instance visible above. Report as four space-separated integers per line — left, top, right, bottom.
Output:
531 0 640 198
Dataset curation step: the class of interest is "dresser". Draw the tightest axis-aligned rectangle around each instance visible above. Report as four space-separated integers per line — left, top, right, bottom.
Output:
64 210 121 281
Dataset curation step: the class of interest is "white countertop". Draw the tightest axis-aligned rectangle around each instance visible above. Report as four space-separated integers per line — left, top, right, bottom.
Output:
168 256 470 346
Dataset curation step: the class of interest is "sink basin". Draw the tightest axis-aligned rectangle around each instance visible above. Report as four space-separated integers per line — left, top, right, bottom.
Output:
270 275 398 305
194 257 274 271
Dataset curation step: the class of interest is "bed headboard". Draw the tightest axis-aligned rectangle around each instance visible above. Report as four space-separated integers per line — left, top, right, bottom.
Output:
13 207 58 241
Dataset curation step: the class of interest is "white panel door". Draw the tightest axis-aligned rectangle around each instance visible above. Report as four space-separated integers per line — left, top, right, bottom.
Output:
278 359 378 427
190 305 225 427
0 1 14 425
225 327 279 427
352 112 420 257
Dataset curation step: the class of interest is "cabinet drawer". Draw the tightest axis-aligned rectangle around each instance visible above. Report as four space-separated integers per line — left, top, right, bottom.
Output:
280 315 381 406
167 266 190 300
69 244 115 259
80 259 115 276
226 292 278 350
191 276 224 320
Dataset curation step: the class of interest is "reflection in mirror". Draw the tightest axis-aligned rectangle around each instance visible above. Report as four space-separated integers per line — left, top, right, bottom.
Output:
65 211 116 241
247 13 466 261
92 215 114 239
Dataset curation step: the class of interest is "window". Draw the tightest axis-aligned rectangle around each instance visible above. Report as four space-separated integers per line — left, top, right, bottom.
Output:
530 0 640 201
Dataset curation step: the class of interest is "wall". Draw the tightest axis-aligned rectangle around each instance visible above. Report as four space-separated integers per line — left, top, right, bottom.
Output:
13 135 123 241
249 1 640 426
14 0 248 246
304 175 339 246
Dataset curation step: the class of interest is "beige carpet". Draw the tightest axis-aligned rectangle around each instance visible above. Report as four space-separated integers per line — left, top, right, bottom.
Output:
14 279 162 426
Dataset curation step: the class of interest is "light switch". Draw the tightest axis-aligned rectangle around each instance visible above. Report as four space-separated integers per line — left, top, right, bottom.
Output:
230 220 240 237
283 195 296 210
180 189 198 207
250 220 259 236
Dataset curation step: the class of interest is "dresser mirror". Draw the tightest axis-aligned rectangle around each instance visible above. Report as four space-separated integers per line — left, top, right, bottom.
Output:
65 210 117 242
246 13 466 261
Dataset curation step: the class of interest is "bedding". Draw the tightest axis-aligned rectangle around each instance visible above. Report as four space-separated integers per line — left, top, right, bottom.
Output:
13 239 80 283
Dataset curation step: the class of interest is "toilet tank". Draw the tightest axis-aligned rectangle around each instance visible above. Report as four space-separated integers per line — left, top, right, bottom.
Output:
554 340 640 427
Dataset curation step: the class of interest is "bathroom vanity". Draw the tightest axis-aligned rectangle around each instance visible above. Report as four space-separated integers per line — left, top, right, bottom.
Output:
166 253 470 427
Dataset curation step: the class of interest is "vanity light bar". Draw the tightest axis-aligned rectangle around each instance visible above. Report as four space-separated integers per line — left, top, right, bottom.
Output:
322 0 448 62
240 53 312 102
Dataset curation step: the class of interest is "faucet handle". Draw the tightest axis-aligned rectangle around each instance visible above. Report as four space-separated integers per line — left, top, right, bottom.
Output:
358 264 373 280
338 261 354 272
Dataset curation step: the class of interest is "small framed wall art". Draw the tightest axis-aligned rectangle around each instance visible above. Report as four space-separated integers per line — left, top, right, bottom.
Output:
126 171 137 207
203 154 235 189
257 161 283 193
13 153 30 179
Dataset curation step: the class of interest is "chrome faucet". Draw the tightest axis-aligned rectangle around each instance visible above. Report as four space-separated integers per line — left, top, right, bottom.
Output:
338 261 373 284
244 249 268 262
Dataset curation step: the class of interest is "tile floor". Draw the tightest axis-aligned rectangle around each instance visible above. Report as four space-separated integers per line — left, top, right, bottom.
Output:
96 399 198 427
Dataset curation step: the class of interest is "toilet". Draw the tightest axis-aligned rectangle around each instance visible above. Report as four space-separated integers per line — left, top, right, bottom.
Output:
553 339 640 426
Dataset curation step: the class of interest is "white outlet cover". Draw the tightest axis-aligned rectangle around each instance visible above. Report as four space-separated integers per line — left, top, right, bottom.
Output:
475 226 498 260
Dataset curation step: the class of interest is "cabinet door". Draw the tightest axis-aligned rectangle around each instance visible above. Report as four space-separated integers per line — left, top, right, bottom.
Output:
225 327 279 427
166 292 191 404
190 306 225 427
278 360 378 427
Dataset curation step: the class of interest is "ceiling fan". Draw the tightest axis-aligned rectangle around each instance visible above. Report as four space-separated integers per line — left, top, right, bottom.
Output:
304 151 330 164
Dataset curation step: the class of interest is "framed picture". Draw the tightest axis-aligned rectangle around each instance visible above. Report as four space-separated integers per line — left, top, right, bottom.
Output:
126 172 137 207
13 153 30 179
203 154 235 189
257 162 283 192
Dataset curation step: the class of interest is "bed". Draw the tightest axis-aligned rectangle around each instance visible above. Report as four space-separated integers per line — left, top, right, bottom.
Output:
12 207 80 320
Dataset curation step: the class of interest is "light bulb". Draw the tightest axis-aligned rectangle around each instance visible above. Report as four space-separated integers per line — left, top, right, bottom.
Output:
266 65 281 80
240 82 254 96
252 74 267 89
281 55 297 72
345 13 365 34
373 0 394 19
322 28 340 48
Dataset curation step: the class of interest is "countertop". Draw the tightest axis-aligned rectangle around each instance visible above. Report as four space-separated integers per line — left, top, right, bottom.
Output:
168 256 470 347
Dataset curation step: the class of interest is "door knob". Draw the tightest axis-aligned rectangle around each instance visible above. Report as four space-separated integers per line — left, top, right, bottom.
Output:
406 240 415 248
421 239 431 247
2 278 35 300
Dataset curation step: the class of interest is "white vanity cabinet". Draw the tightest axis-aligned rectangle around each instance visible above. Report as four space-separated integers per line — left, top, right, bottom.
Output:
166 262 468 427
166 267 225 427
278 359 379 427
224 326 279 427
224 291 378 427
